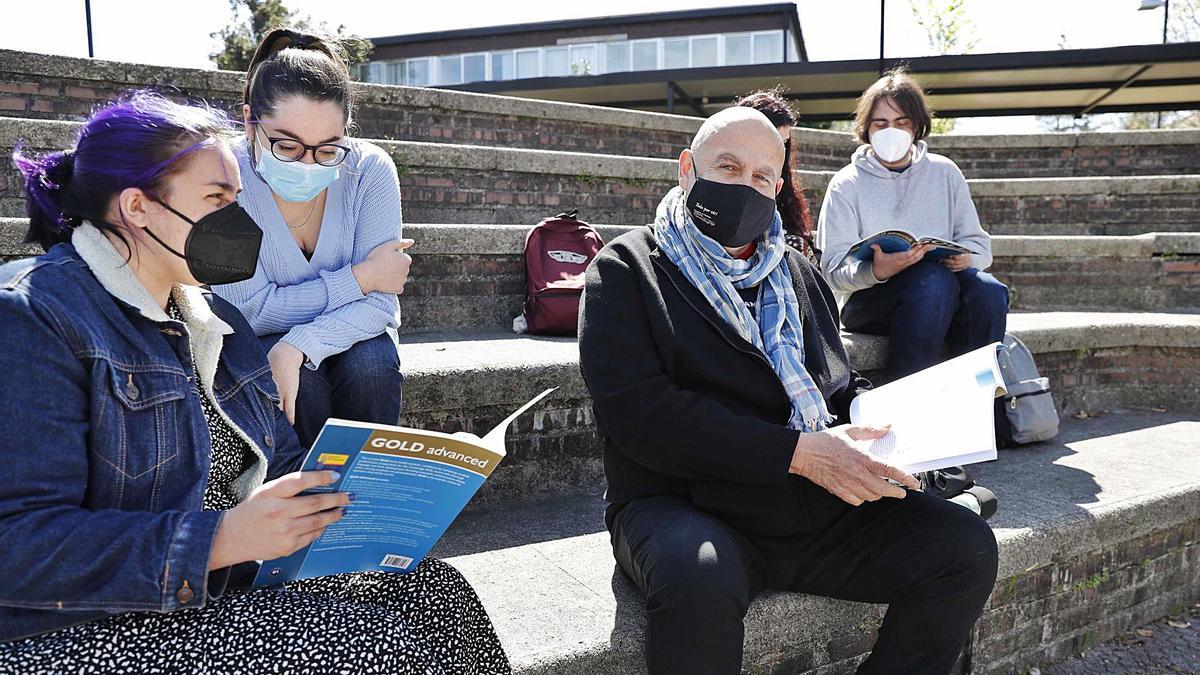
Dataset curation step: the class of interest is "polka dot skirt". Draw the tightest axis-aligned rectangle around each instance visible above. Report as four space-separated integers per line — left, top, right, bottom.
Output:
0 302 511 674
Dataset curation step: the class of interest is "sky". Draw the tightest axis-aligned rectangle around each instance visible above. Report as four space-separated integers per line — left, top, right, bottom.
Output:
1 0 1182 134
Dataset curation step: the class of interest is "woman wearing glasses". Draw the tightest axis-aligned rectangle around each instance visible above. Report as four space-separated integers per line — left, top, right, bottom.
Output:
214 29 411 448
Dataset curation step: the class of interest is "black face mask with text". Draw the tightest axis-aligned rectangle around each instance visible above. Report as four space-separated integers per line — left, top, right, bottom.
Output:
685 170 777 248
143 200 263 286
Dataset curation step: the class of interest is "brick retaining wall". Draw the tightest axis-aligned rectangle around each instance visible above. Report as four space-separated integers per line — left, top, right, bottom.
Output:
4 49 1198 178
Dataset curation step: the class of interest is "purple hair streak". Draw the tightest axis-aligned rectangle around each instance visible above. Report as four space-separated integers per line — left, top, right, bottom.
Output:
12 91 236 252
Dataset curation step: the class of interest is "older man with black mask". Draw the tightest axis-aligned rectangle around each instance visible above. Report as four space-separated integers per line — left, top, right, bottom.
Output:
578 107 999 675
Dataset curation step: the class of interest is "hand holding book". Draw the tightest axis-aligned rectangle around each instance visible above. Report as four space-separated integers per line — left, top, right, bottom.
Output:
870 242 932 280
847 230 979 268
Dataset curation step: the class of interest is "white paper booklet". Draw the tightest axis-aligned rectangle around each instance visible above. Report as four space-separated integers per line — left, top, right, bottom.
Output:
850 343 1006 473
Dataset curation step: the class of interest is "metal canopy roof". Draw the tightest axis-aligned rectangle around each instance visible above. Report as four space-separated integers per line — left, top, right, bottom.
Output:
444 42 1200 119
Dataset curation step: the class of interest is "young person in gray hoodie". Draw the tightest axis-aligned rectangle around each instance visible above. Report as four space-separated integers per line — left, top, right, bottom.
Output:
816 69 1009 380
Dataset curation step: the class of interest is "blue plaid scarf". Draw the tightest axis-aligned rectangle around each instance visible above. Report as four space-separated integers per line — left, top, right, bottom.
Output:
654 187 832 432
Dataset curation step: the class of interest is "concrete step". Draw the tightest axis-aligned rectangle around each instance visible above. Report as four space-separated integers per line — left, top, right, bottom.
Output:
434 411 1200 673
4 219 1198 329
3 48 1199 178
3 118 1199 237
395 312 1200 506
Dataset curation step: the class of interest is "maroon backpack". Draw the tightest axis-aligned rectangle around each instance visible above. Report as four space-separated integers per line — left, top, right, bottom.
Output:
521 210 604 336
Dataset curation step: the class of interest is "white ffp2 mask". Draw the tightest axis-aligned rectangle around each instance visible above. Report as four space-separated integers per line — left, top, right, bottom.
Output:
870 127 914 164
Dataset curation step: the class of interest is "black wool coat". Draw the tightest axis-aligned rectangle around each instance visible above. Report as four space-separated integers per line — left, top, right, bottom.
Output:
578 227 871 542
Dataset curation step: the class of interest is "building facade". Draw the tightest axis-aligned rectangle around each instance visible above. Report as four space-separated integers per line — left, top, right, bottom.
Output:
356 4 807 88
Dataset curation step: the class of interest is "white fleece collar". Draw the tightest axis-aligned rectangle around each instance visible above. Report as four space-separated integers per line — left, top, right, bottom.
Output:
72 222 235 390
73 222 266 499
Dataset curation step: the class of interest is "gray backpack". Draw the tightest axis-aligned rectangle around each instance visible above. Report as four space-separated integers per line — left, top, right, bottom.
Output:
995 334 1059 446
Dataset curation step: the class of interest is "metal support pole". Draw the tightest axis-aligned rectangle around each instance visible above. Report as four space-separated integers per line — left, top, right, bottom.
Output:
667 83 675 115
878 0 886 75
85 0 94 58
1159 0 1169 128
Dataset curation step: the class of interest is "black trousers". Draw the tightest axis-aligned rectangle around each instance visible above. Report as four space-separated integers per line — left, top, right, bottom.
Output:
611 491 998 675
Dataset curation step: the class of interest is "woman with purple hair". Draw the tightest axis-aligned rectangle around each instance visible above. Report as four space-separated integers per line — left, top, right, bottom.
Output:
0 92 508 672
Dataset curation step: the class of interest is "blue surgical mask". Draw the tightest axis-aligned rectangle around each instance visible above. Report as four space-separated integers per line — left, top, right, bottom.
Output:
254 139 341 202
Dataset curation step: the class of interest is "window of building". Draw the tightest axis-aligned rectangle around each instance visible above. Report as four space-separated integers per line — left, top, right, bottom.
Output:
724 33 752 66
491 51 514 80
463 53 487 83
516 49 540 78
438 55 462 85
406 58 431 86
632 40 658 71
691 36 718 68
753 31 784 64
605 42 630 73
569 44 596 75
663 38 689 69
544 47 569 77
385 62 402 85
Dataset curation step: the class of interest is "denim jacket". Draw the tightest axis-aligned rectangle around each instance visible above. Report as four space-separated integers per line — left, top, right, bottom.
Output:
0 223 307 642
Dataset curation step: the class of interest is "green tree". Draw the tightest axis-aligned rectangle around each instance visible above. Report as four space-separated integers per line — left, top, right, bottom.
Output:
909 0 980 55
210 0 372 72
909 0 980 134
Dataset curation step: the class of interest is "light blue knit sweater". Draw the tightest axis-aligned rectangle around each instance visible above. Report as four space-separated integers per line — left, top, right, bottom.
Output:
212 139 402 368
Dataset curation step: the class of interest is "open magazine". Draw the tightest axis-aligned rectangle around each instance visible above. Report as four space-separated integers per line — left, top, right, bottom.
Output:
846 229 978 262
850 343 1005 473
253 388 556 587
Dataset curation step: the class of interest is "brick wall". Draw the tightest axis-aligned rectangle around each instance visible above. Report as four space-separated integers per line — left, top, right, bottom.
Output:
0 49 697 160
972 192 1200 236
990 256 1200 312
394 345 1200 504
4 49 1198 178
973 519 1200 673
930 143 1200 179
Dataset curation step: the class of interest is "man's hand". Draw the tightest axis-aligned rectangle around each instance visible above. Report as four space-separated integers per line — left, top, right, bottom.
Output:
870 243 930 280
267 340 305 424
209 471 349 570
789 425 921 506
353 239 414 295
941 253 972 272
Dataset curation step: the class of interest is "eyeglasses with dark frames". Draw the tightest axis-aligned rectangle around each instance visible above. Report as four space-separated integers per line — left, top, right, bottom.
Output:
253 122 350 167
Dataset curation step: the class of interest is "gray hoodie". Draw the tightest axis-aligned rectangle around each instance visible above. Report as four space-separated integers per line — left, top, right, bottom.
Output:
815 140 992 305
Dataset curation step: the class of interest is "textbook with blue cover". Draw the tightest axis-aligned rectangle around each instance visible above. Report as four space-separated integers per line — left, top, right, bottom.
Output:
846 230 978 262
253 388 556 586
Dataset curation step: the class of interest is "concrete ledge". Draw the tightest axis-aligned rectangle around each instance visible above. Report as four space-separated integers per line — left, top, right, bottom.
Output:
391 313 1200 505
9 218 1198 260
435 411 1200 673
6 220 1199 324
0 48 700 134
931 128 1200 150
8 117 1200 195
967 174 1200 197
992 232 1200 258
395 313 1200 408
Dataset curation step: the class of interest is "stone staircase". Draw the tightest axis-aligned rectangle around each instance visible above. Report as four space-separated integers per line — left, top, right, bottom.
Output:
2 48 1199 674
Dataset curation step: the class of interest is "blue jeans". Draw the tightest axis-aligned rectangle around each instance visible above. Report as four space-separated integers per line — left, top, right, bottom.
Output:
841 260 1009 380
260 332 404 449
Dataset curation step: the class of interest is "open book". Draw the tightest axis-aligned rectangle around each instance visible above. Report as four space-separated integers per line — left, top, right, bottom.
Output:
253 388 556 586
846 230 978 262
850 343 1005 473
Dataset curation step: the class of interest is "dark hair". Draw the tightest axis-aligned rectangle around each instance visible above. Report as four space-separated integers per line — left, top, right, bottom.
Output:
736 88 813 241
853 68 934 144
244 28 354 126
12 91 235 252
